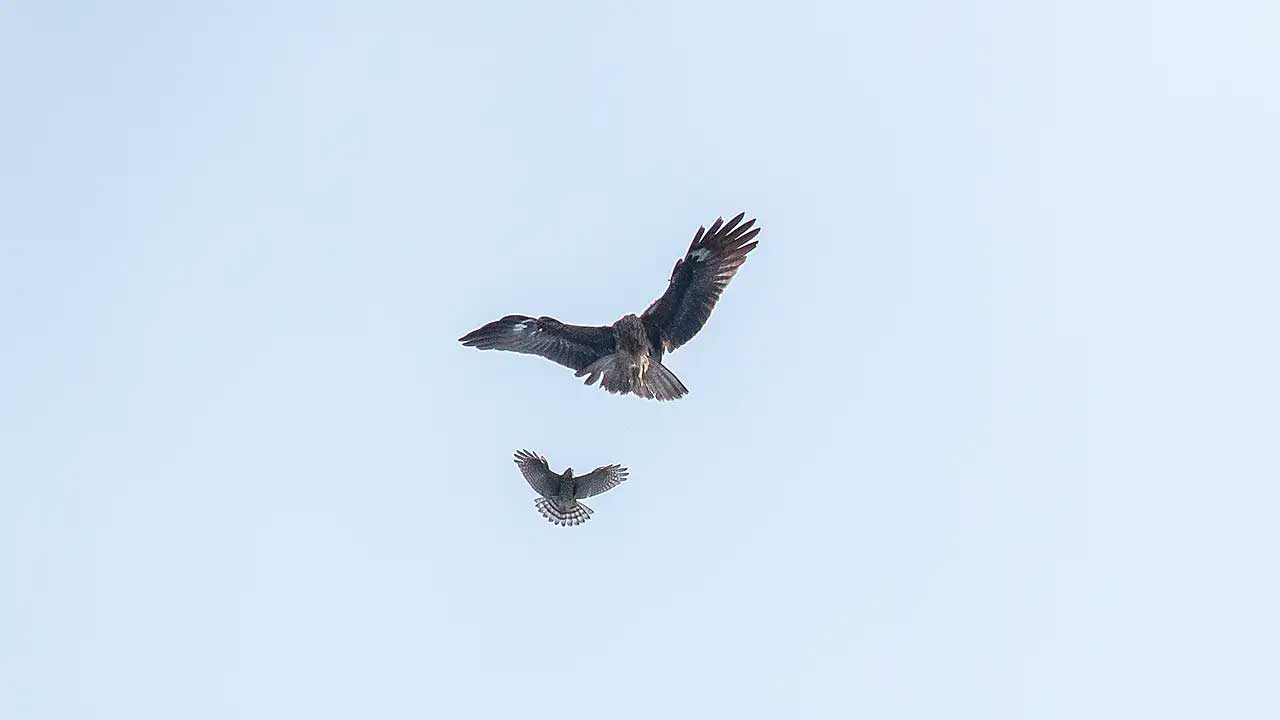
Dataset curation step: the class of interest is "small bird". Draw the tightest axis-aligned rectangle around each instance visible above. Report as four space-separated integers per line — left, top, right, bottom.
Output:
459 213 761 401
513 449 629 526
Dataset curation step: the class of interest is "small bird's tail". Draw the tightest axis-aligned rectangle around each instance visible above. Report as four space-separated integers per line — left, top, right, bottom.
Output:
535 498 594 526
576 354 689 401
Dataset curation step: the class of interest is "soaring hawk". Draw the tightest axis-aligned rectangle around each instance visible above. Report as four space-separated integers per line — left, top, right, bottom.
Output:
513 450 629 526
459 213 761 401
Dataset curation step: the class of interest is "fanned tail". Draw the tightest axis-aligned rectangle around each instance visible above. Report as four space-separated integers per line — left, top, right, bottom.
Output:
575 354 688 401
534 498 593 526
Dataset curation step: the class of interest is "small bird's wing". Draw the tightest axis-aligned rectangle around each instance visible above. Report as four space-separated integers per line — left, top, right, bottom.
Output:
641 213 760 353
574 463 629 499
459 315 614 372
514 450 559 498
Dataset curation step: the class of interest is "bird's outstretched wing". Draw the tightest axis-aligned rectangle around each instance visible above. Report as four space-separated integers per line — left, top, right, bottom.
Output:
514 450 559 498
641 213 760 353
459 315 614 372
574 463 629 499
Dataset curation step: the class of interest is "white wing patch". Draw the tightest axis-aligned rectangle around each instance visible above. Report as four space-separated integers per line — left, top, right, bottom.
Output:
689 248 711 262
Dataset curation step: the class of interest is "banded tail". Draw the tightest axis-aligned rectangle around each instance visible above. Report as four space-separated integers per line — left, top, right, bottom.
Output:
575 353 689 401
534 498 594 526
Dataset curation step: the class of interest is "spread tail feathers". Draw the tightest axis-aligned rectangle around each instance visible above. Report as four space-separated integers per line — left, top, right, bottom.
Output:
535 498 593 526
575 354 689 401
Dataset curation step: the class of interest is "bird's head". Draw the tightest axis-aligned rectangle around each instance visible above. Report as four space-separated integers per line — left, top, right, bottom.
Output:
564 467 574 478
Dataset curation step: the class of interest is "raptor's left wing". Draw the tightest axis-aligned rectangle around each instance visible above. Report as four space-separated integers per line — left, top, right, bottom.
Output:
574 464 629 499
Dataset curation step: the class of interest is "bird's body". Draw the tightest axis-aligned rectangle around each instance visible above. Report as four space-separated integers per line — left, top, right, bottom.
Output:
513 450 628 526
459 213 761 401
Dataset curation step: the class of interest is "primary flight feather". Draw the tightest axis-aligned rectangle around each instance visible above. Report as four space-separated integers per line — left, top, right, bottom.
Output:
458 212 761 400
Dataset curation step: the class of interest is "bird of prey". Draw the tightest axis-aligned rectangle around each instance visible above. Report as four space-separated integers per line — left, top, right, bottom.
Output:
513 449 628 526
459 213 761 401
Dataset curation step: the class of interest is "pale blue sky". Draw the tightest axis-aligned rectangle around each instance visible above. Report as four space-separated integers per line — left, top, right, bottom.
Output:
3 2 1277 718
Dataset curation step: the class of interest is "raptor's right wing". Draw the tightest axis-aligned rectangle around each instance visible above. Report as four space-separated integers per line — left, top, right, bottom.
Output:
514 450 559 499
459 315 613 372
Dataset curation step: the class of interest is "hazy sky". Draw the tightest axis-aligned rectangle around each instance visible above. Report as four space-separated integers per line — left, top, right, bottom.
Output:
3 2 1277 718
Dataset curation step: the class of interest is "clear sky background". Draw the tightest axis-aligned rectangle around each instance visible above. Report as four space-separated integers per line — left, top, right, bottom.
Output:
3 2 1277 718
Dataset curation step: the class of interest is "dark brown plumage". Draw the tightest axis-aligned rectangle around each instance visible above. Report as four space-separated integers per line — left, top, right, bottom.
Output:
459 213 760 400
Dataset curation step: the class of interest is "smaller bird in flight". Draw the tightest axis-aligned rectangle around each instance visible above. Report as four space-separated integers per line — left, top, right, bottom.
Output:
459 213 761 401
513 449 629 526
